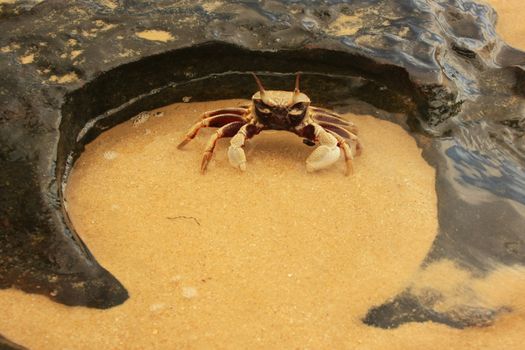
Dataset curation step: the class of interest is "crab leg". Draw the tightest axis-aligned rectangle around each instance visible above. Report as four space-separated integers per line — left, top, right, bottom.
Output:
199 107 249 119
312 112 352 126
318 123 352 139
311 106 356 124
326 130 356 176
323 124 362 157
227 123 262 171
330 125 363 156
200 121 247 173
177 114 247 149
310 106 344 118
312 113 359 134
318 123 362 156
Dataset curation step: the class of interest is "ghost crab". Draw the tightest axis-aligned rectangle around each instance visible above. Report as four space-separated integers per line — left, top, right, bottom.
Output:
177 73 362 175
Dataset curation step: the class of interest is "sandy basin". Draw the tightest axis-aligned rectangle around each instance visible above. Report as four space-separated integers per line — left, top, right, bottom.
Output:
7 99 440 349
1 98 525 349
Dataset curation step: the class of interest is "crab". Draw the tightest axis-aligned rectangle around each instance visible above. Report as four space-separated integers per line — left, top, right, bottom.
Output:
177 73 362 175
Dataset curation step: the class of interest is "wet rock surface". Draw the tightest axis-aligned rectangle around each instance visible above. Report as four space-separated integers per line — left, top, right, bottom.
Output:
1 0 525 342
0 334 27 350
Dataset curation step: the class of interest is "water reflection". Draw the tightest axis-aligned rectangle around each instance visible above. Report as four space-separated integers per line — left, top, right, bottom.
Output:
447 141 525 206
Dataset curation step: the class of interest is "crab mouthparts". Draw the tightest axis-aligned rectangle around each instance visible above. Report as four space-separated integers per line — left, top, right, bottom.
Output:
274 107 288 117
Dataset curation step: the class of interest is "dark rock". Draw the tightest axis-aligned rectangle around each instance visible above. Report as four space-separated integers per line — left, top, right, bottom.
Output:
363 291 507 329
1 0 525 342
0 334 27 350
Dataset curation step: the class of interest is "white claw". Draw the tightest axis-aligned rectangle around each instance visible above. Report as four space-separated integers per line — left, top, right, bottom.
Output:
228 145 247 171
228 132 248 171
306 145 341 173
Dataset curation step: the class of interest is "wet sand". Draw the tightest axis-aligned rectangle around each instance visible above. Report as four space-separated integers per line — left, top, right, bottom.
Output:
1 98 525 349
3 99 440 349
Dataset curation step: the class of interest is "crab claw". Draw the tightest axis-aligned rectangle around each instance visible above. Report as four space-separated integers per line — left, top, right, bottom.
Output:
306 144 341 172
228 145 247 171
228 133 247 171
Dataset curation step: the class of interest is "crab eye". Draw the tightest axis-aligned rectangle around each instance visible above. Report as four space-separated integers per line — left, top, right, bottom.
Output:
289 103 306 115
257 106 271 114
254 100 272 114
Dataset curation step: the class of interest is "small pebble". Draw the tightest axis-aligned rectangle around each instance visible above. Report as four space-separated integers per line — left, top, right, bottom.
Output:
103 150 118 160
149 303 166 312
132 111 151 127
182 286 198 299
171 275 182 283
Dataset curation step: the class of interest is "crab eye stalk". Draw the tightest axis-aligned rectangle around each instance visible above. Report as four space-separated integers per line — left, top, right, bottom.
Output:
292 72 301 103
289 109 303 115
254 100 272 114
257 106 271 114
294 73 301 92
288 102 306 115
251 73 266 99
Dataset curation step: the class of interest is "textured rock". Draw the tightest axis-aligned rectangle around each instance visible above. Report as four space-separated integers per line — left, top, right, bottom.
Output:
1 0 525 342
